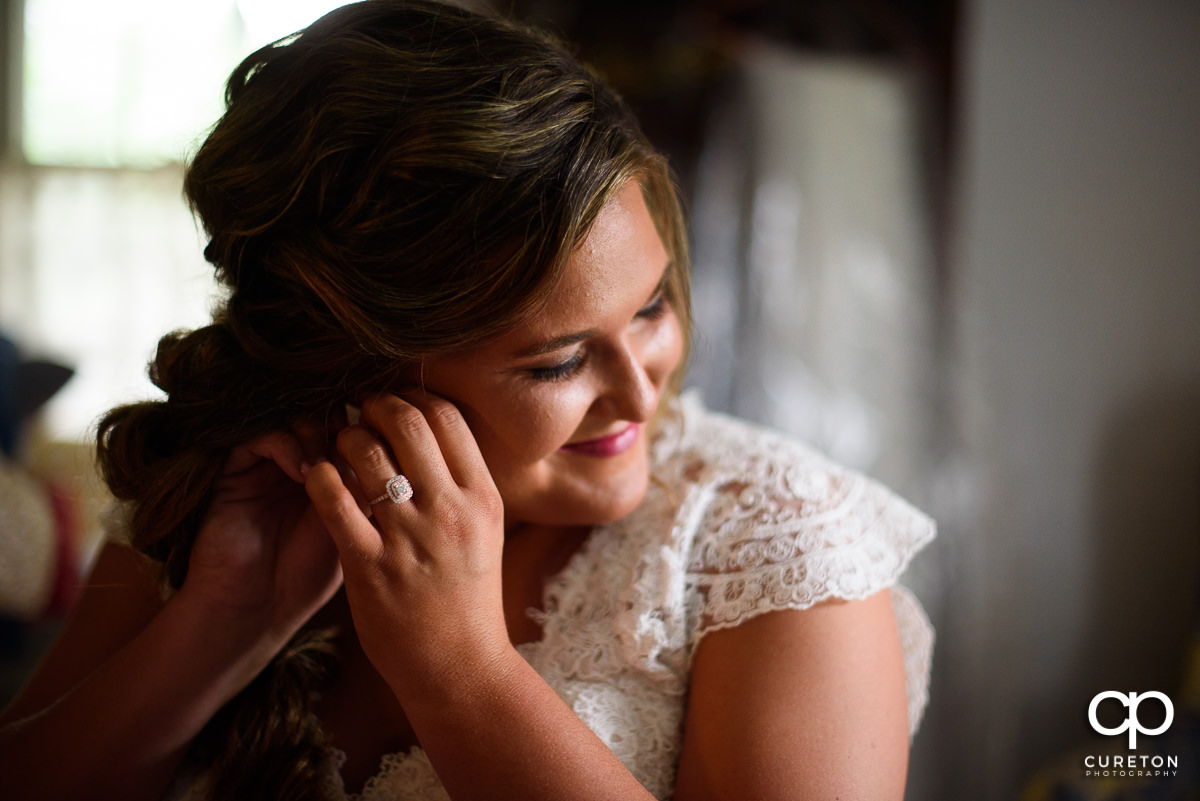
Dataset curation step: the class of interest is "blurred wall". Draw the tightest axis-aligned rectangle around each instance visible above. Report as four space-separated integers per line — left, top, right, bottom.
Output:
949 0 1200 796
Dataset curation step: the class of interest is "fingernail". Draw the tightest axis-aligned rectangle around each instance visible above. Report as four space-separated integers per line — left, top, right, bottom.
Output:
300 458 329 478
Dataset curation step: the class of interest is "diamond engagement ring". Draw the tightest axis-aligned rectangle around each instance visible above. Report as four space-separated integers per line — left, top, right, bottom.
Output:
369 474 414 505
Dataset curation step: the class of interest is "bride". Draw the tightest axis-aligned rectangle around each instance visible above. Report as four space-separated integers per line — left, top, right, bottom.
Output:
0 2 935 799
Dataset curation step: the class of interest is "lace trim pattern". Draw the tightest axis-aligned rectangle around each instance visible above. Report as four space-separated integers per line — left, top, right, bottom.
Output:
328 747 448 801
687 470 933 626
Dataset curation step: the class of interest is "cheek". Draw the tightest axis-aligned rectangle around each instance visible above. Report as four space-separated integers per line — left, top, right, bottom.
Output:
473 384 596 467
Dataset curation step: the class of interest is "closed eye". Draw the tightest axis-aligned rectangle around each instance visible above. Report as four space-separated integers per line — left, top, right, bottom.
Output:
525 280 668 384
529 350 587 383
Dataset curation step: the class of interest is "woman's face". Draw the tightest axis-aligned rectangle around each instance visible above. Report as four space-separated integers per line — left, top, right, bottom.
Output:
420 181 684 530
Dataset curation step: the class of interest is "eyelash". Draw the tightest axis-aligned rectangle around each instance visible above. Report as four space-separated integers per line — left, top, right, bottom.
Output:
528 292 669 383
530 351 587 383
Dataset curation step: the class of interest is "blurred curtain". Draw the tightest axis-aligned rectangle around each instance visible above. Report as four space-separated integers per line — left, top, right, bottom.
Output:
688 42 936 500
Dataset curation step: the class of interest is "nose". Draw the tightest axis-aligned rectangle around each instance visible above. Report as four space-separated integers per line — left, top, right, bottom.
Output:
598 337 659 423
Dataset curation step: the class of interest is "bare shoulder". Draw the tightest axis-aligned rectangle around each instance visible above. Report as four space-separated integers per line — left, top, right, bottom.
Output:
674 590 910 801
0 541 164 726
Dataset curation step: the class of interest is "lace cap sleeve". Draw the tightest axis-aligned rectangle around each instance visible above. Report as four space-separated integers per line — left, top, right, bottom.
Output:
669 401 936 734
673 400 935 638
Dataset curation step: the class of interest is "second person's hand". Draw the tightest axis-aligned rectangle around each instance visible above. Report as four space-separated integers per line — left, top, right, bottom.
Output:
179 422 345 650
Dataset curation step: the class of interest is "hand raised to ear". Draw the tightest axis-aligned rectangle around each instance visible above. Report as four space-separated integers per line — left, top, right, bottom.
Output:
303 392 509 700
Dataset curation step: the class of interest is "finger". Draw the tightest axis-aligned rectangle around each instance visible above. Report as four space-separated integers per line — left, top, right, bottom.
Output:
359 394 454 496
303 460 383 563
227 431 307 483
400 391 494 490
332 445 371 512
335 424 420 521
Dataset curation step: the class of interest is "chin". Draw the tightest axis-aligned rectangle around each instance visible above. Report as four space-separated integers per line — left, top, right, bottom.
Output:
567 445 653 525
507 455 651 529
580 470 650 524
578 455 648 525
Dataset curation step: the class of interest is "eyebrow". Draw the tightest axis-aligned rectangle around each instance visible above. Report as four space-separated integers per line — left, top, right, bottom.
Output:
511 265 671 360
512 329 600 359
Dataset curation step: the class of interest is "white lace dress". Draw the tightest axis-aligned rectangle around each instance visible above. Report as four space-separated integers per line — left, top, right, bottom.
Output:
165 393 935 800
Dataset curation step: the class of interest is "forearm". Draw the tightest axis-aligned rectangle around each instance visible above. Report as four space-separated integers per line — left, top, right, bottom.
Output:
0 592 280 801
397 646 655 801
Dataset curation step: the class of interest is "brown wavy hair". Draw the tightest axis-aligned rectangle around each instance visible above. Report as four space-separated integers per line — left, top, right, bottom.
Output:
95 0 689 797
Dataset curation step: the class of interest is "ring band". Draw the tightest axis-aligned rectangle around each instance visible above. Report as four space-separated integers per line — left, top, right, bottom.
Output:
369 474 414 505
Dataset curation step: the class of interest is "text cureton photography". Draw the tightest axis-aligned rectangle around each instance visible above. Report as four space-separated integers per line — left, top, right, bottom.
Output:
1082 754 1179 778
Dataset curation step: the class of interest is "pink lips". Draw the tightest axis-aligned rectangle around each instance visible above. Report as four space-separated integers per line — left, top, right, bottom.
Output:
559 423 640 458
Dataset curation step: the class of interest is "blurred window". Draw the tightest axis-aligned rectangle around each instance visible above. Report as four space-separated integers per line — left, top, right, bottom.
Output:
23 0 351 167
0 1 349 441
